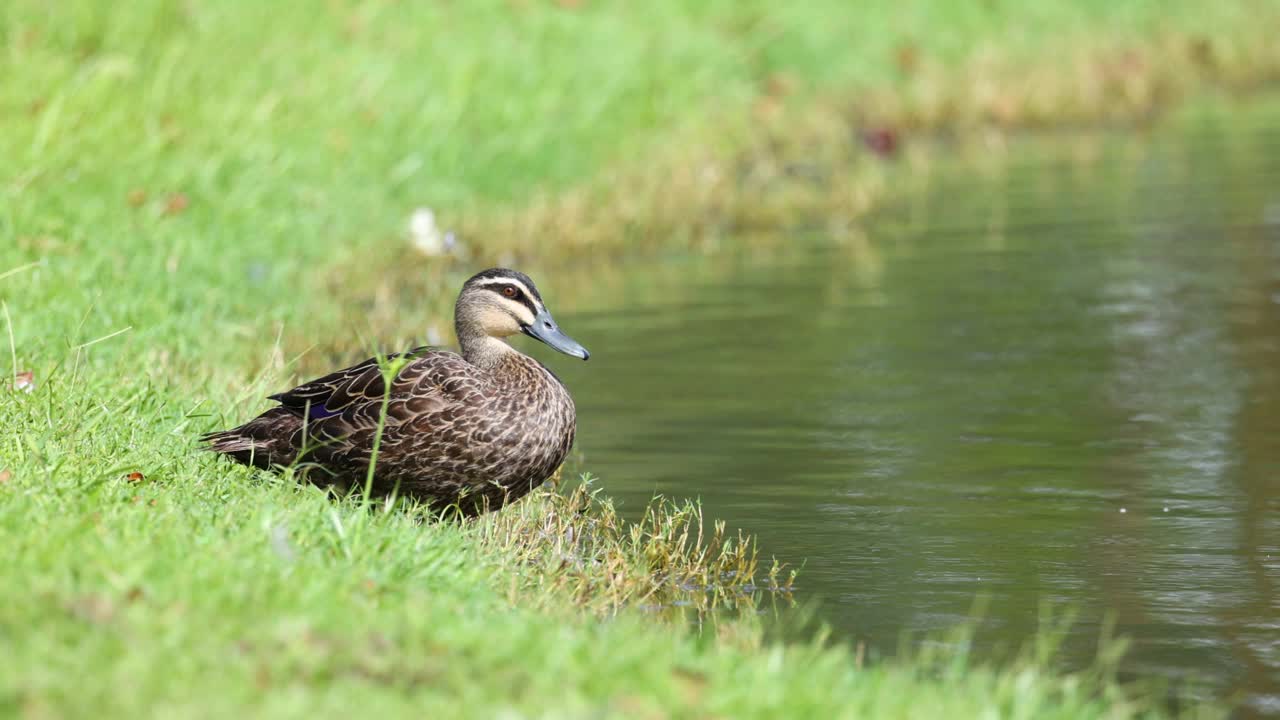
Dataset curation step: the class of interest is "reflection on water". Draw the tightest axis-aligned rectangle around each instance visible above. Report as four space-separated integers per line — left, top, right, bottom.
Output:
537 99 1280 714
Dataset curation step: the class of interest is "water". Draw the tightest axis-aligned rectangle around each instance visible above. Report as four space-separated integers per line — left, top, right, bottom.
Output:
541 100 1280 714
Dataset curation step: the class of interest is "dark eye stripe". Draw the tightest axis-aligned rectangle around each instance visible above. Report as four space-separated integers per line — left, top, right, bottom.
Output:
492 285 539 317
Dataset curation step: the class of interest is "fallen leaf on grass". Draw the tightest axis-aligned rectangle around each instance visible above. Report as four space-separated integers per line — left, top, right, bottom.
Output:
763 72 796 99
13 371 34 392
67 595 116 625
162 193 190 216
861 127 900 158
0 469 11 483
895 41 920 75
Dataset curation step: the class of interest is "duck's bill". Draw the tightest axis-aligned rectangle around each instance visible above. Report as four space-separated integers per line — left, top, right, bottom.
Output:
522 309 590 361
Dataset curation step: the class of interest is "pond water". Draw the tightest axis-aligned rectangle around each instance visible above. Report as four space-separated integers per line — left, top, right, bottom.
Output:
544 99 1280 714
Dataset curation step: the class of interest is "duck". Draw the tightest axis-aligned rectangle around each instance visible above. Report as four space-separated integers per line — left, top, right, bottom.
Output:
202 268 590 515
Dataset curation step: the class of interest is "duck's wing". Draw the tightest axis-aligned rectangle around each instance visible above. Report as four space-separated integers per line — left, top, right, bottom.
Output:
203 348 474 473
275 348 488 479
269 347 444 422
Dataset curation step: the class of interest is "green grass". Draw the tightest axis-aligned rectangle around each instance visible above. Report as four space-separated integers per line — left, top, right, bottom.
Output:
1 0 1273 716
0 402 1215 718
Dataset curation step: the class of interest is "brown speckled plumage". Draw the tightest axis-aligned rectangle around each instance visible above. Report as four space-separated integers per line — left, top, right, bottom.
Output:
202 269 588 515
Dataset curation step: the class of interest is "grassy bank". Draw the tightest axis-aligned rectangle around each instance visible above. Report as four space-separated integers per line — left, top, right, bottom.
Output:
1 0 1272 716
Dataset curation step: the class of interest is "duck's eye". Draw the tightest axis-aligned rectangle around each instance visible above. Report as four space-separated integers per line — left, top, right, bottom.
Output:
502 286 517 298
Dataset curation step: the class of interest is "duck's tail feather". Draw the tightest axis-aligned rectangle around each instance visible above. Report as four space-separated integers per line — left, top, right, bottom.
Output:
201 407 303 470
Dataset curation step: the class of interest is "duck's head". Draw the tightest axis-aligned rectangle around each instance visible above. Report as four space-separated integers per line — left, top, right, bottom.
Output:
455 268 590 361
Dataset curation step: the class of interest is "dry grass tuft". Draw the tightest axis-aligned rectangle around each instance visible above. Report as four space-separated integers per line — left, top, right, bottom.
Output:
468 475 795 617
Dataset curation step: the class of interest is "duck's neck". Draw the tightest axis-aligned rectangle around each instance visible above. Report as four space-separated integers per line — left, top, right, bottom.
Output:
459 333 525 373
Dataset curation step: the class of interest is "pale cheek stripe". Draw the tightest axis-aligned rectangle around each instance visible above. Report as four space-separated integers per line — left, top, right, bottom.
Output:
512 303 536 325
